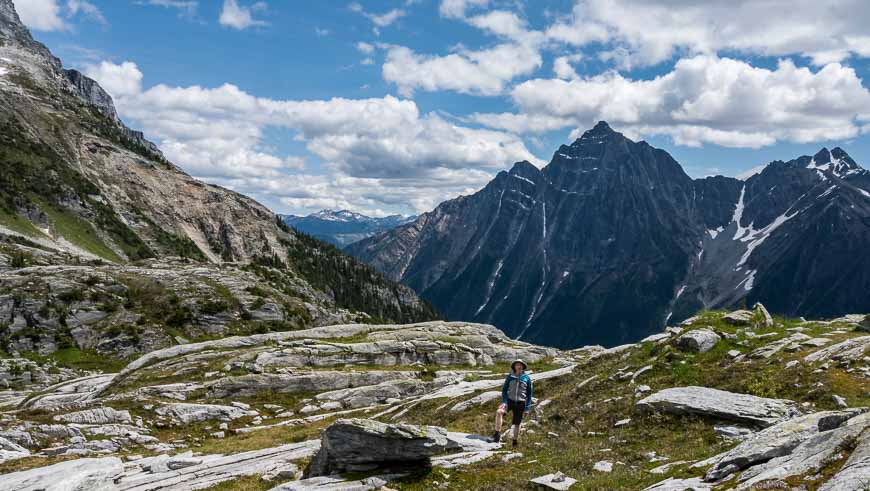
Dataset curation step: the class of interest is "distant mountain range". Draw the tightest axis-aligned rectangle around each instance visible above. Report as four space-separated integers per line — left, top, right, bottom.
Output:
349 122 870 349
281 210 415 247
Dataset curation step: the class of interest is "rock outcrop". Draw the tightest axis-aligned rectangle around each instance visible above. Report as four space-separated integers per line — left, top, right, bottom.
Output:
308 419 456 476
636 387 801 427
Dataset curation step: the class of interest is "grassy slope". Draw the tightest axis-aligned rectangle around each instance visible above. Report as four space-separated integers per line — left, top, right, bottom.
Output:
181 311 868 491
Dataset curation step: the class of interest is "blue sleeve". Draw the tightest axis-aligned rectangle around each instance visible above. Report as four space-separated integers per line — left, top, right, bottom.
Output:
525 376 533 411
501 375 510 404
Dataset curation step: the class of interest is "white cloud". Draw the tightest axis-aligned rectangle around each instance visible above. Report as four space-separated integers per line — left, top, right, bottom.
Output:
314 27 330 37
382 42 542 96
349 2 406 34
356 42 375 54
439 0 489 19
84 60 143 97
473 56 870 148
553 54 582 80
85 61 539 215
12 0 108 31
548 0 870 66
13 0 66 31
219 0 267 30
137 0 198 15
66 0 106 25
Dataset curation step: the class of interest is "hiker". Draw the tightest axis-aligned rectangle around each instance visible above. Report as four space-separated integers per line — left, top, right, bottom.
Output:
491 359 533 448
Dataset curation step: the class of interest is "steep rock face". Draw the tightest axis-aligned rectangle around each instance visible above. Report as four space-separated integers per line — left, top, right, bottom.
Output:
0 0 436 354
351 124 870 348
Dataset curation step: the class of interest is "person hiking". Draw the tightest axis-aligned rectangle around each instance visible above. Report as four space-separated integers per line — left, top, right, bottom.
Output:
491 359 532 448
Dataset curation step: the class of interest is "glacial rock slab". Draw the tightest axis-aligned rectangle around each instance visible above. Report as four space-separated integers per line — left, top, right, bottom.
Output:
636 386 800 427
0 456 123 490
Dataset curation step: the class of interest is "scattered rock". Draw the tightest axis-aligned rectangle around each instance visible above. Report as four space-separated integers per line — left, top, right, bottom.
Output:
155 403 251 424
833 395 848 408
450 391 502 413
636 386 800 427
308 419 456 477
676 329 721 353
593 460 613 472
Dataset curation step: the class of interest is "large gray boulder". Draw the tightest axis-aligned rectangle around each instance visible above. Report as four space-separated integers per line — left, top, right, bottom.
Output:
308 418 456 476
676 329 721 353
636 386 800 428
723 310 754 326
0 456 123 490
704 409 866 481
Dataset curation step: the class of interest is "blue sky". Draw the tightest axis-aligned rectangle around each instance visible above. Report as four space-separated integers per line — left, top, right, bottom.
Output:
13 0 870 216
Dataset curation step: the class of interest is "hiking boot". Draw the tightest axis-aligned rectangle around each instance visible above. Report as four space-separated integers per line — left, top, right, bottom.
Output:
490 431 500 443
512 439 518 448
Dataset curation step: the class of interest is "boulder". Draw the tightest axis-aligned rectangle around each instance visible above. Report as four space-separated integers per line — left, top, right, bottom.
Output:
676 329 721 353
858 314 870 332
723 310 754 326
736 413 870 489
54 407 132 425
530 472 577 490
636 386 800 428
704 409 866 481
308 418 456 476
155 403 251 424
753 303 774 328
0 456 123 490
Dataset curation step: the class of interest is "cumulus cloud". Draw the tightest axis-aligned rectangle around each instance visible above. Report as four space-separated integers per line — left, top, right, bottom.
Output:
13 0 109 31
439 0 489 19
472 56 870 148
85 61 538 215
548 0 870 66
219 0 267 30
382 41 542 97
85 61 143 97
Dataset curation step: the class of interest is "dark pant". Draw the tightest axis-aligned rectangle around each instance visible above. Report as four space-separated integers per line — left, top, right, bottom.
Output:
507 399 526 425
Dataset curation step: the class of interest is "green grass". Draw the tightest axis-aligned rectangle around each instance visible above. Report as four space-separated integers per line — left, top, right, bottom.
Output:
38 200 122 262
21 347 128 372
0 207 46 238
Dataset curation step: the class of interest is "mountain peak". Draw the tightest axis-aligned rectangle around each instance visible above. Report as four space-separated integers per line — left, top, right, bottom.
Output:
806 146 861 176
572 121 620 147
0 0 32 44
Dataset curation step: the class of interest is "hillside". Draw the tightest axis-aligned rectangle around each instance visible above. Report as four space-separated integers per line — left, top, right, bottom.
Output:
0 0 437 363
349 122 870 349
1 307 870 489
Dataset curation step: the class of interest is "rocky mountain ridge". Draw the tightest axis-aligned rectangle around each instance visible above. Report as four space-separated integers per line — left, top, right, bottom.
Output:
350 122 870 349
